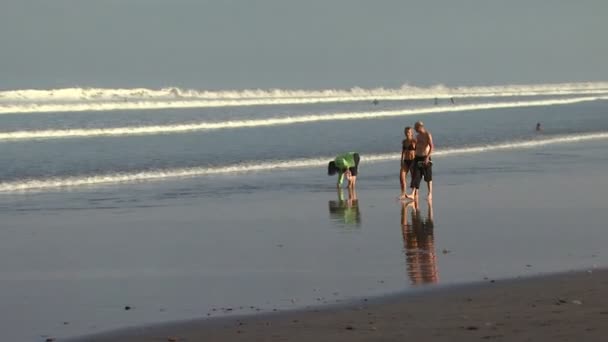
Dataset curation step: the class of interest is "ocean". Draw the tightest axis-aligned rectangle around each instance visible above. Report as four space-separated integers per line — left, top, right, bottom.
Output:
1 82 608 340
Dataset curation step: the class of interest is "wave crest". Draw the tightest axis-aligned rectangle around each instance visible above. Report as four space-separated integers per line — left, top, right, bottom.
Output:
2 132 607 193
1 82 608 114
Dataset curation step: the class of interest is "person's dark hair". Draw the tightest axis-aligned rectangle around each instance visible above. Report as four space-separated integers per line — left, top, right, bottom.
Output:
405 126 412 132
328 161 338 175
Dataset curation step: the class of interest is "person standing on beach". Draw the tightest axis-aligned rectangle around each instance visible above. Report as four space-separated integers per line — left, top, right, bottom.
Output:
411 121 434 200
328 152 360 188
400 127 416 199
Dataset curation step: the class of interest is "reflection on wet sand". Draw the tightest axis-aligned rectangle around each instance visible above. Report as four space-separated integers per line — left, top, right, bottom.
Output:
401 200 438 284
328 188 361 227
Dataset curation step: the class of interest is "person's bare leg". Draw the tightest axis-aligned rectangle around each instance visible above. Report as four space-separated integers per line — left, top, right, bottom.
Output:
401 166 417 199
399 168 406 198
412 188 419 201
427 181 433 200
346 186 353 206
405 169 415 199
407 169 418 199
399 169 414 199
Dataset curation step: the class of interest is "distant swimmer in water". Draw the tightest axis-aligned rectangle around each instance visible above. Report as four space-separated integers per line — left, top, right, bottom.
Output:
372 99 379 105
434 98 438 105
328 152 360 189
450 97 455 104
536 122 542 132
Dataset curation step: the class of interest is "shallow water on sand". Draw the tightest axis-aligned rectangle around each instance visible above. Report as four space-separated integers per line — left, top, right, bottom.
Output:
2 140 608 341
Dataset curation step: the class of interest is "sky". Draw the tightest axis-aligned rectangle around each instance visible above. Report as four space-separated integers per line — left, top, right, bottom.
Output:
1 0 607 90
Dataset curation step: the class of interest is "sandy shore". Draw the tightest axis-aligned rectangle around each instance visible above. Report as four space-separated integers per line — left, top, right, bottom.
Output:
8 141 606 340
79 269 608 342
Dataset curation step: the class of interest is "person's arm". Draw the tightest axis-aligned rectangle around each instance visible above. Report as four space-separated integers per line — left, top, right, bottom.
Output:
425 133 434 164
401 140 406 163
335 157 346 187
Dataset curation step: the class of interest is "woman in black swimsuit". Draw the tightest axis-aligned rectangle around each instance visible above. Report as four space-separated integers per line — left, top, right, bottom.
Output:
400 126 416 199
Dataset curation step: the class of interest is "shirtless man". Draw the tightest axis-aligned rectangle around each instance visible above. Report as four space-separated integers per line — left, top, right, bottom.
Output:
411 121 433 200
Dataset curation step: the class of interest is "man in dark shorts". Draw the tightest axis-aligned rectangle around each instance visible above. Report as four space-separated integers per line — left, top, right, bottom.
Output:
411 121 433 200
328 152 360 188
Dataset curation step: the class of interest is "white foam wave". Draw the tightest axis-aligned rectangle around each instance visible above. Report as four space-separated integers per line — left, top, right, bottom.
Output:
1 82 608 114
1 96 606 142
2 132 607 193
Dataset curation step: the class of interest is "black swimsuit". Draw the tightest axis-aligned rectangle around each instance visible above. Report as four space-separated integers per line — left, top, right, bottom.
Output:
402 140 415 169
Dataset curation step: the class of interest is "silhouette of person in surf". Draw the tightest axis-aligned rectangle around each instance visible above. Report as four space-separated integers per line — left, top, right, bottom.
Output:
536 122 542 132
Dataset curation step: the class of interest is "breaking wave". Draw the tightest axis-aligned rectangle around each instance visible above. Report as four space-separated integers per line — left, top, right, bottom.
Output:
1 96 606 141
1 82 608 114
2 132 607 192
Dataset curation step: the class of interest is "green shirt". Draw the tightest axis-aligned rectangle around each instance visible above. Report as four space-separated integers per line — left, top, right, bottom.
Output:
335 152 357 185
335 152 356 170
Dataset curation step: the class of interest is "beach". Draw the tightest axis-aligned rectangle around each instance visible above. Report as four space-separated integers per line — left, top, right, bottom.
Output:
81 270 608 342
2 84 608 342
1 137 602 341
3 3 608 341
72 138 608 342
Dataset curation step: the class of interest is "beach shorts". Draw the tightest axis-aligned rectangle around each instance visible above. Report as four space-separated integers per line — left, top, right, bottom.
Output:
410 156 432 189
402 159 414 170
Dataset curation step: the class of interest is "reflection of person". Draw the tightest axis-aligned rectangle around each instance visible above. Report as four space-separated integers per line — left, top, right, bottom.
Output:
328 187 361 226
400 200 438 285
411 121 434 200
328 152 360 188
399 127 416 199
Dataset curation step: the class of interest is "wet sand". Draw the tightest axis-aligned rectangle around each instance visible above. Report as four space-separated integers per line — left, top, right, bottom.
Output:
80 269 608 342
7 141 608 340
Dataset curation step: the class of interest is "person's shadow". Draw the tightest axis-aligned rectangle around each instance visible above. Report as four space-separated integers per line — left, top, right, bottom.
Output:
400 200 438 284
328 188 361 227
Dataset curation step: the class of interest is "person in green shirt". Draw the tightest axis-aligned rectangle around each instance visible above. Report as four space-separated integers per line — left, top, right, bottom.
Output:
327 152 360 188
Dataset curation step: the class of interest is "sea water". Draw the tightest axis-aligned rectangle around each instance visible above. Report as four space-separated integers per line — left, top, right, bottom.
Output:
1 84 608 340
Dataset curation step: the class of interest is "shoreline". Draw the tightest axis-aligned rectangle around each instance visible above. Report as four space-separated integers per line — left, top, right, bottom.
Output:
9 140 608 341
74 268 608 341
